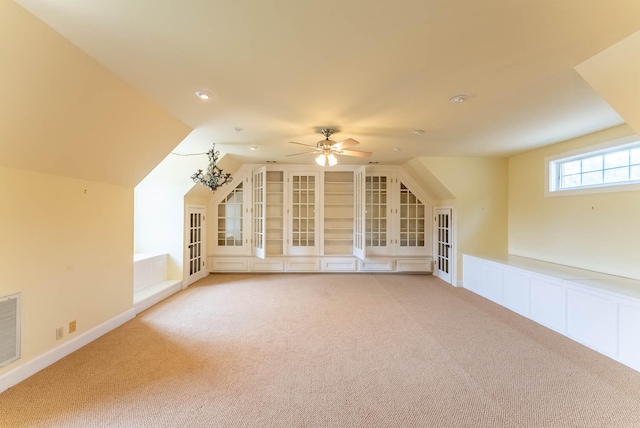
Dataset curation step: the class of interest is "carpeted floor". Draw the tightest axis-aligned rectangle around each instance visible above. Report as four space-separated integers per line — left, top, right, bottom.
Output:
1 273 640 427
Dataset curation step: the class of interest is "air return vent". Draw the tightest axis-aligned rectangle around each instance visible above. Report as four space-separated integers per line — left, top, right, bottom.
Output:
0 293 20 368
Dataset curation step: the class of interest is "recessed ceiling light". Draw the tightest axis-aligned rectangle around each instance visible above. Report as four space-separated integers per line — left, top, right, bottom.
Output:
413 130 425 136
250 146 258 151
233 127 243 133
449 94 468 104
195 90 212 100
393 147 401 152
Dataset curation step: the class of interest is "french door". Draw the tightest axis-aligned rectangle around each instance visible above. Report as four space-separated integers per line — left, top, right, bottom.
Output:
434 207 453 284
185 205 207 286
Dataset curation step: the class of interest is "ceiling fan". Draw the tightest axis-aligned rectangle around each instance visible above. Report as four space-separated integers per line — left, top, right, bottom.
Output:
287 129 372 166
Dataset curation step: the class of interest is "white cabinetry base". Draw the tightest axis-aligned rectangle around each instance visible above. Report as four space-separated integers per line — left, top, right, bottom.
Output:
463 254 640 372
209 256 433 274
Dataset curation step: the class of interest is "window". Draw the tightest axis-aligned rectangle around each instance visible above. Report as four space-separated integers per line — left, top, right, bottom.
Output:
547 136 640 195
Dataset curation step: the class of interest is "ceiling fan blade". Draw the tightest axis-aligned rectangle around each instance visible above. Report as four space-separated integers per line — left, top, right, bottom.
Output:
339 149 372 158
333 138 359 150
289 141 317 148
286 150 317 157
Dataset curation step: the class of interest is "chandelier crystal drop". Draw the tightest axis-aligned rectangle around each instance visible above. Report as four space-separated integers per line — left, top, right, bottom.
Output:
191 144 232 192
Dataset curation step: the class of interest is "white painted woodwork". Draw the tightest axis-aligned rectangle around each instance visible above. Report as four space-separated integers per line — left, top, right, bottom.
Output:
287 171 320 256
211 259 248 272
433 208 453 284
323 258 358 272
286 258 322 272
252 166 266 259
353 166 366 260
481 263 503 305
265 170 285 256
567 288 617 357
360 258 395 272
249 258 285 272
210 165 434 274
462 254 640 373
185 205 207 286
502 270 530 317
618 304 640 371
396 259 432 272
530 278 566 334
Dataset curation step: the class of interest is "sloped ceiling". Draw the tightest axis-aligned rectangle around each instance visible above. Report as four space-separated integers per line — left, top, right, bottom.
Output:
8 0 640 169
0 0 191 187
576 30 640 136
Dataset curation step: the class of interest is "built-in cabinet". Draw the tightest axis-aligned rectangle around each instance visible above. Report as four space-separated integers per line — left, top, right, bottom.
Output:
210 165 433 273
463 254 640 373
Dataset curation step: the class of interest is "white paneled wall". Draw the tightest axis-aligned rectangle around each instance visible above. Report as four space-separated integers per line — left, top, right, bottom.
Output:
463 254 640 372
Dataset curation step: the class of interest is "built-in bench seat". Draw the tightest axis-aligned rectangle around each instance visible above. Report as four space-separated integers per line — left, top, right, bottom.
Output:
463 254 640 372
134 253 182 314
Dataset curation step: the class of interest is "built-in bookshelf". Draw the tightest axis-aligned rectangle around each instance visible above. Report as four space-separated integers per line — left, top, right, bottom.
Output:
324 171 354 255
399 182 426 248
209 165 433 273
266 170 284 256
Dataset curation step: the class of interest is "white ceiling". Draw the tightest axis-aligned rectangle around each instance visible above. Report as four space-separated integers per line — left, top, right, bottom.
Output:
16 0 640 165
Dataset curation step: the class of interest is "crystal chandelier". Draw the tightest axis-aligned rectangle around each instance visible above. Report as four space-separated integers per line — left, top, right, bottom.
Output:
191 144 232 191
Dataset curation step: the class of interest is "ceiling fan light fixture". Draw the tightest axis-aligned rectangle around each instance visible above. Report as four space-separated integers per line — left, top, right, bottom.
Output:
315 153 338 167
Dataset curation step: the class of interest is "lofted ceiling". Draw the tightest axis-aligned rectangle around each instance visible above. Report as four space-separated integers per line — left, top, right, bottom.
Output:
15 0 640 166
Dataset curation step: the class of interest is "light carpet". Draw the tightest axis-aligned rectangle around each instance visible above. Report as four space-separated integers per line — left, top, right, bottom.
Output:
1 273 640 427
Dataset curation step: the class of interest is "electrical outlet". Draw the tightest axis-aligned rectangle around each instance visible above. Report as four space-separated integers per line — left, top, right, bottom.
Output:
56 327 63 340
69 320 76 334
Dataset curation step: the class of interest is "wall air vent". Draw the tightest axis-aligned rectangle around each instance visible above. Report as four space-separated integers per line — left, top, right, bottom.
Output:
0 293 20 368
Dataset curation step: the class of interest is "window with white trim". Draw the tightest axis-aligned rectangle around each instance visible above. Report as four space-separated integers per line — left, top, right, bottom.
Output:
548 138 640 194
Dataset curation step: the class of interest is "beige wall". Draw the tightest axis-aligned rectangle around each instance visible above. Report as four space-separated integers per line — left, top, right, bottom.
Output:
508 124 640 280
0 1 189 378
417 157 509 282
0 168 133 376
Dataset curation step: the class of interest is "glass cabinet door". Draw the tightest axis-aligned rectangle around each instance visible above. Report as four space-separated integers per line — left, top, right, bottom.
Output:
287 172 319 256
252 166 266 259
365 174 389 255
353 166 366 260
214 180 248 255
397 182 427 255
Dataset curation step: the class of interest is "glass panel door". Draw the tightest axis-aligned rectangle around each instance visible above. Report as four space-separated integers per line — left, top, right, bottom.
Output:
365 174 388 255
398 182 426 254
353 166 366 260
217 182 243 247
288 172 319 256
252 166 266 259
434 207 452 283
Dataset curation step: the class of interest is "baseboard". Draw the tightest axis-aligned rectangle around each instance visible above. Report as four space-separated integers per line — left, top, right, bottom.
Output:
134 280 182 314
0 307 136 394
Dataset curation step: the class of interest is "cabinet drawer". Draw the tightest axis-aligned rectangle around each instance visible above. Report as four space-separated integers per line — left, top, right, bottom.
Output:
286 258 321 272
396 258 432 272
211 258 248 272
359 259 394 272
250 259 284 272
323 258 357 272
